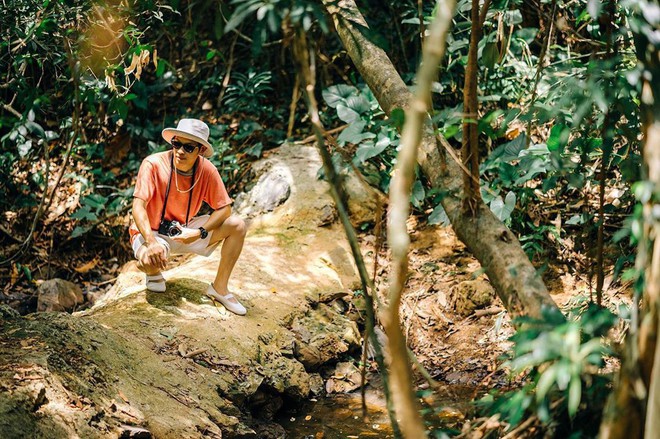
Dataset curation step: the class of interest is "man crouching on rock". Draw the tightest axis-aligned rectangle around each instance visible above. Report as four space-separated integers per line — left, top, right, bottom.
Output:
128 118 248 315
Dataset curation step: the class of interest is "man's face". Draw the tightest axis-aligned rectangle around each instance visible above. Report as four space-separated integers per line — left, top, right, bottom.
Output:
171 137 202 171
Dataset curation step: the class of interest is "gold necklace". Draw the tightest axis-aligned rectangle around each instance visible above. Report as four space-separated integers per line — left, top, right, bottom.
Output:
174 165 201 193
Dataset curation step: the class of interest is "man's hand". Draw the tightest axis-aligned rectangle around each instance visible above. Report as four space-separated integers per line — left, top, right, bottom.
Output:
171 227 201 244
139 241 168 271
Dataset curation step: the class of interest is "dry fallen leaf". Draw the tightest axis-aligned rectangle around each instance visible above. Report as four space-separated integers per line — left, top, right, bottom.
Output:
74 257 100 274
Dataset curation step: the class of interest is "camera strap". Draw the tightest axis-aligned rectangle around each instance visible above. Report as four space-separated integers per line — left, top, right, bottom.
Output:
159 152 196 227
184 161 197 226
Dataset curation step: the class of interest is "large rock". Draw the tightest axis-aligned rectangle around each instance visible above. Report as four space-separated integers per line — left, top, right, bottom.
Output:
234 161 292 217
234 143 385 228
0 142 374 438
36 279 84 312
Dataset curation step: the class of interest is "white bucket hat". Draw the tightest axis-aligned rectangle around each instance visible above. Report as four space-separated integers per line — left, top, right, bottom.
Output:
162 118 213 158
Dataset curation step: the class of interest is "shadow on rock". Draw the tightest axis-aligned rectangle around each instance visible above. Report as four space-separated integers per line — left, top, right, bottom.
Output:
146 278 210 313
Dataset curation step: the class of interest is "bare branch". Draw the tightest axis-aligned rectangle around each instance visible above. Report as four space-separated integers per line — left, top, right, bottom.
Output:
386 1 456 437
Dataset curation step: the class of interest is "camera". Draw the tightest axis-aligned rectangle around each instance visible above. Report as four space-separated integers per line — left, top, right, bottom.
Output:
158 220 182 237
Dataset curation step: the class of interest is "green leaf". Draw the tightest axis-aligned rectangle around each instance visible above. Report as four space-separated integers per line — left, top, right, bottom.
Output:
155 59 166 77
388 108 406 131
504 10 523 25
536 364 558 402
70 226 88 238
322 84 359 108
25 121 46 139
482 42 499 69
336 104 361 123
514 159 546 185
587 0 602 18
516 28 538 44
566 215 585 225
547 124 568 151
83 193 108 210
486 134 527 164
18 140 33 158
567 377 582 418
338 121 376 145
567 173 585 189
225 2 262 33
108 97 128 120
428 204 450 226
411 180 425 208
245 142 263 158
490 191 516 222
344 94 370 114
71 205 97 221
354 134 389 164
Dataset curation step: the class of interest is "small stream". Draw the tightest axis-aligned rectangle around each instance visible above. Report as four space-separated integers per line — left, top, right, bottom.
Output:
279 385 477 438
280 393 394 438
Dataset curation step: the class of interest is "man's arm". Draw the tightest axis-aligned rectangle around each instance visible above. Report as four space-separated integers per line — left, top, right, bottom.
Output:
171 204 232 244
133 197 167 269
202 204 232 232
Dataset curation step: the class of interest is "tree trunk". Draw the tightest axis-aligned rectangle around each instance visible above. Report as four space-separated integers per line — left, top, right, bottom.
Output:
322 0 560 319
461 0 484 214
599 5 660 436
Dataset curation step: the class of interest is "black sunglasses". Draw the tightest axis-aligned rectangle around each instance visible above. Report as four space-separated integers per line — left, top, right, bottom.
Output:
171 139 200 153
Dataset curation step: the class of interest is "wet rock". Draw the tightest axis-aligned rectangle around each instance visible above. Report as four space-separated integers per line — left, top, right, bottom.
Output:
308 373 325 397
250 390 283 421
261 356 310 399
325 362 362 394
251 421 286 439
450 279 495 317
290 304 361 370
37 279 84 313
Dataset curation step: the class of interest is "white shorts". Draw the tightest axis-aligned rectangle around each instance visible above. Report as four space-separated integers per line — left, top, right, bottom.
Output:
131 215 220 259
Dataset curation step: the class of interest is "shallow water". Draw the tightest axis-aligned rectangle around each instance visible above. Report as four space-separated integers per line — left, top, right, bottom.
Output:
279 394 394 438
280 384 478 438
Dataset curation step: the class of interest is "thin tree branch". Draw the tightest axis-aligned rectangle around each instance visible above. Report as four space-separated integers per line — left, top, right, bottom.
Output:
386 1 456 437
291 30 400 437
2 103 22 118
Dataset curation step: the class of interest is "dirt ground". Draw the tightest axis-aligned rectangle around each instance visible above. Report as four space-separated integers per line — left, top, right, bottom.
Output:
375 220 631 399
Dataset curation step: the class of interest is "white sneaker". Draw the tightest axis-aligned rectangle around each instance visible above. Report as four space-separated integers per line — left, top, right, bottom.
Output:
206 285 247 316
146 273 166 292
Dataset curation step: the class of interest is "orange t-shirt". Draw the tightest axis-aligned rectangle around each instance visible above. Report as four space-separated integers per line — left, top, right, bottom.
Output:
129 151 232 242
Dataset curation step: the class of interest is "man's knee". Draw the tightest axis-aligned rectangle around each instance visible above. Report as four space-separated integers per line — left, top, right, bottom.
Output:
227 216 247 237
135 246 166 273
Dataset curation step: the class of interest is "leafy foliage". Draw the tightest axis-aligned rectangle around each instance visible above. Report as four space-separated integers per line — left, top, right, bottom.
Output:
321 83 403 195
479 303 618 433
223 70 274 116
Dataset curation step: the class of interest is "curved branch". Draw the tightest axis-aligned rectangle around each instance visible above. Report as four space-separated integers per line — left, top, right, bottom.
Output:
386 1 455 437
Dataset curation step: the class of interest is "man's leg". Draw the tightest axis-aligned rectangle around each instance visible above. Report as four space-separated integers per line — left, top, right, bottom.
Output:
134 237 170 292
208 215 247 296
